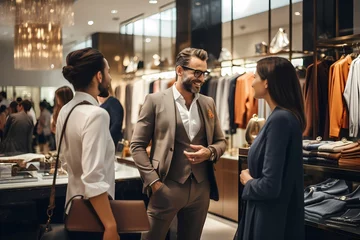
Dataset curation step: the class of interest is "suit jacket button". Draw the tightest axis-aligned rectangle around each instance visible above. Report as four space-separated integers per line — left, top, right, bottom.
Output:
170 147 173 152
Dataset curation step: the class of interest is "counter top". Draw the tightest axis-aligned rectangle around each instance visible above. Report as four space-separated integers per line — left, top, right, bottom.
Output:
117 153 239 163
0 162 140 190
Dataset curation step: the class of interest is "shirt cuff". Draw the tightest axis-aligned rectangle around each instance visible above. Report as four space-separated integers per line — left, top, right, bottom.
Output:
149 178 160 187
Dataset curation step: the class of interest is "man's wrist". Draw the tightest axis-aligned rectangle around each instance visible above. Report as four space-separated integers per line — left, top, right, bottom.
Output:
149 178 160 187
207 146 216 161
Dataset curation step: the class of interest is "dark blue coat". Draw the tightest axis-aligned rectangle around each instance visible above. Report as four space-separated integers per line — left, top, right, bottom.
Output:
100 96 124 147
238 107 304 240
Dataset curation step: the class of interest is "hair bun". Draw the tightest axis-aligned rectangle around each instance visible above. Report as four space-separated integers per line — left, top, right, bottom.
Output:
62 65 75 82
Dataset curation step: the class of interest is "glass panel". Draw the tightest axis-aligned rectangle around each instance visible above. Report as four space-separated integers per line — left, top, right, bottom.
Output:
270 0 289 54
355 0 360 34
160 7 176 68
134 19 144 66
144 14 160 37
144 14 160 69
126 23 134 35
221 0 232 67
292 0 303 51
120 25 126 34
232 1 270 59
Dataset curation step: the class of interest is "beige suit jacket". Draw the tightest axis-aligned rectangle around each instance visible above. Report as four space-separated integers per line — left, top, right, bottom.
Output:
130 87 226 200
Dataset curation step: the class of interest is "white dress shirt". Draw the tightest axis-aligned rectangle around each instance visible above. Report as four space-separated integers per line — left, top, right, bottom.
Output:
28 107 37 126
344 56 360 137
172 84 201 141
56 92 115 209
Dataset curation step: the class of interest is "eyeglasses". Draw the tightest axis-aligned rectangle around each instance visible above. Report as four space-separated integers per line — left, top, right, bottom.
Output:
181 65 210 78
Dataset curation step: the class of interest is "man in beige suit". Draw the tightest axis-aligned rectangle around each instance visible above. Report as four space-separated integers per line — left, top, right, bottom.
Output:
131 48 226 240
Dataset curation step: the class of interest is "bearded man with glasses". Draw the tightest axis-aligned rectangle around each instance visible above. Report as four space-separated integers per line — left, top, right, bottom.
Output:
131 48 226 240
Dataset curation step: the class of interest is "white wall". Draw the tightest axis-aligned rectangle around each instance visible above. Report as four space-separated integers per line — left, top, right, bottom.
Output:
0 40 70 87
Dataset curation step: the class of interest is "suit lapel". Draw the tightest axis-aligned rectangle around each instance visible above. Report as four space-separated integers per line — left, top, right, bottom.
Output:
197 96 213 145
163 88 176 144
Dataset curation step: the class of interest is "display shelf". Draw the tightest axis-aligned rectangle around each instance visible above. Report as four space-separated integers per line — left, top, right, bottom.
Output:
305 217 360 239
303 162 360 182
317 34 360 47
221 50 313 67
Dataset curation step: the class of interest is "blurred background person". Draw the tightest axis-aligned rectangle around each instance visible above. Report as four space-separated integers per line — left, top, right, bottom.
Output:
37 101 51 153
97 83 124 148
8 101 18 114
0 100 34 155
0 91 10 108
50 86 74 150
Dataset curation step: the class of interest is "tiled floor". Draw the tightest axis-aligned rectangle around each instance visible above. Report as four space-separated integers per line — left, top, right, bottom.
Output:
201 214 238 240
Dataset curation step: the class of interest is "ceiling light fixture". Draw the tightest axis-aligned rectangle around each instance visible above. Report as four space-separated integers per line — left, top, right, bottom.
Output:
195 2 201 6
145 38 151 43
294 12 301 16
114 55 120 62
88 20 94 25
111 10 118 14
149 0 158 4
0 0 74 70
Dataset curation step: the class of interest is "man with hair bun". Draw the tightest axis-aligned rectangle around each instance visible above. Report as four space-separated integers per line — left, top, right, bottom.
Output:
57 47 119 239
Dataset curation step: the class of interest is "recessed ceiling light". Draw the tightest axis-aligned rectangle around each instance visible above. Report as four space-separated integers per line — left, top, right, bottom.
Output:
111 10 118 14
50 8 54 13
50 64 54 69
114 55 120 62
149 0 157 4
88 20 94 26
195 2 201 6
145 38 151 43
294 11 301 16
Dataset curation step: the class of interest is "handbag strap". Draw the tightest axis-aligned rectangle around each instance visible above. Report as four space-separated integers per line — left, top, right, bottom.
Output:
45 100 92 230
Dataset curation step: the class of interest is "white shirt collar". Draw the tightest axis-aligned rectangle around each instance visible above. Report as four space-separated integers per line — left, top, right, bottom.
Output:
172 83 200 102
74 91 100 106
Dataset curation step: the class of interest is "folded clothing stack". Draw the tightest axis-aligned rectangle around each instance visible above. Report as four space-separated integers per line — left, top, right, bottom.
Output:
339 145 360 166
305 182 360 222
304 179 349 206
303 140 360 166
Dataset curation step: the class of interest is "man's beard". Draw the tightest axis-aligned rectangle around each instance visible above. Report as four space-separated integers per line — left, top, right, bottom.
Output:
98 82 109 98
182 76 202 94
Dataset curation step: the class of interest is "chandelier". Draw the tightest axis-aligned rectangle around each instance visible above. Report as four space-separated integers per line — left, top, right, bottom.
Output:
0 0 74 70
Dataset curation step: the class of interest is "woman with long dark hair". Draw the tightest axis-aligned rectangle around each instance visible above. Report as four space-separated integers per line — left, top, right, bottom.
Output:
236 57 305 240
51 86 74 134
49 86 73 150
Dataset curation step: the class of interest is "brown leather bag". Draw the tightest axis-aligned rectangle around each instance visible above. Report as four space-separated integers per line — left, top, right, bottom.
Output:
42 101 149 238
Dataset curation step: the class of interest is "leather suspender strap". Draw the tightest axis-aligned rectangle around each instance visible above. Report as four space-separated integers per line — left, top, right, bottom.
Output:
45 100 91 229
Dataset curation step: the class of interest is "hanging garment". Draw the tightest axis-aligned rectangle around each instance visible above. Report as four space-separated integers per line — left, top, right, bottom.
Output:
303 60 334 138
343 56 360 137
228 73 243 134
234 72 258 129
328 55 353 138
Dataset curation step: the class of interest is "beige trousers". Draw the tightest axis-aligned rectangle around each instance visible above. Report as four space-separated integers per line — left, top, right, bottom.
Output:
142 177 210 240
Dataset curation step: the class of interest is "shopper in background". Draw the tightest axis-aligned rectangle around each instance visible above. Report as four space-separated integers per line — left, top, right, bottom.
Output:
8 101 18 114
0 100 34 154
37 101 51 153
0 108 7 142
98 83 124 147
59 47 119 240
237 57 305 240
0 91 10 108
50 86 74 150
131 48 226 240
